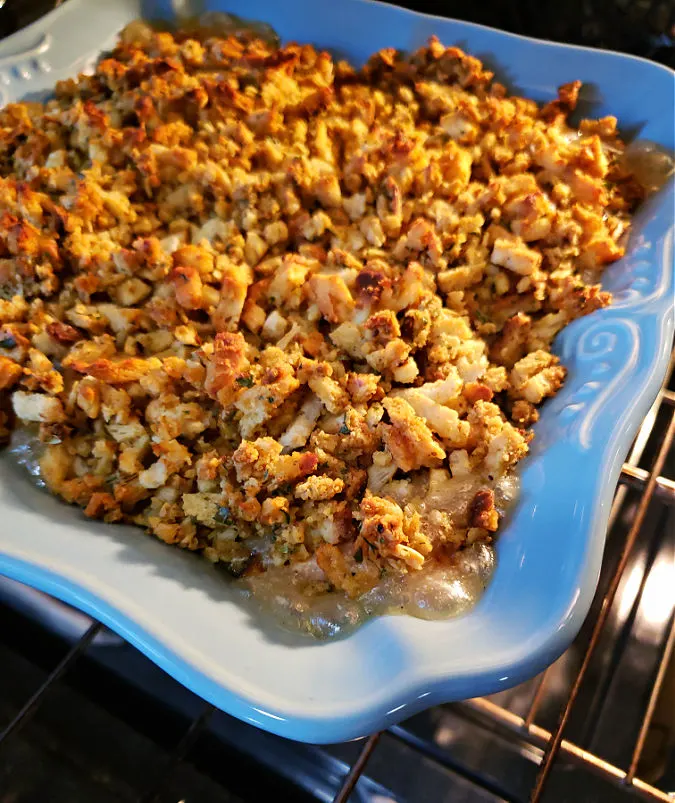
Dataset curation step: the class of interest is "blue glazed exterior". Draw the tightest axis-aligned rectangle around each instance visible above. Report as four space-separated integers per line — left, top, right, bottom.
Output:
0 0 672 744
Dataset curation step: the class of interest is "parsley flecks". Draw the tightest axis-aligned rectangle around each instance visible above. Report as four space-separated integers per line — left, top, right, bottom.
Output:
236 376 254 388
474 310 490 324
339 423 350 435
215 506 233 525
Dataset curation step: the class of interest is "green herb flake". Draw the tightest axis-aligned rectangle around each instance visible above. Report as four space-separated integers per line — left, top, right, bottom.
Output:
282 510 291 524
339 423 350 435
236 376 254 388
474 310 490 324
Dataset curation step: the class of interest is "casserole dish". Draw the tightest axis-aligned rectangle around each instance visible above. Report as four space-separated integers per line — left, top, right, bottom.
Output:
0 0 672 743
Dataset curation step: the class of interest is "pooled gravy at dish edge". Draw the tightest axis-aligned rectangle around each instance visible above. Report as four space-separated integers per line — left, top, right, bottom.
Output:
244 473 518 638
8 424 517 638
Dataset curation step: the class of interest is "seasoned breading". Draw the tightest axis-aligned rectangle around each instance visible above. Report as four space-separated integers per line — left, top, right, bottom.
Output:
0 24 643 601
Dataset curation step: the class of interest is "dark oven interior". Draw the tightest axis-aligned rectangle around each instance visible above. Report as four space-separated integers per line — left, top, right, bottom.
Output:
0 2 674 802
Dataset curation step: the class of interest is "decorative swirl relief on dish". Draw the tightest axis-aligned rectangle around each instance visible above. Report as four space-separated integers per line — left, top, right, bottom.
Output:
0 32 102 107
0 34 52 102
0 34 53 107
557 318 640 449
610 227 673 311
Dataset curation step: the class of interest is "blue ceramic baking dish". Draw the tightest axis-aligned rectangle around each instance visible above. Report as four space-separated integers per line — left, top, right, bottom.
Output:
0 0 672 743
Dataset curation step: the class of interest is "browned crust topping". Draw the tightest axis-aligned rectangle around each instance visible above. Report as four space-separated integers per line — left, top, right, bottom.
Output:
469 489 499 532
0 23 642 595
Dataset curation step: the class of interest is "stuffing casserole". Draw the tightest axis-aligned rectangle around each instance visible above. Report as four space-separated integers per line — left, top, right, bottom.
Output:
0 22 645 626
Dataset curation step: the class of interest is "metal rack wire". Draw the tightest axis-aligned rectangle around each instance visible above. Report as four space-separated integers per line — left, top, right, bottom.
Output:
0 353 672 803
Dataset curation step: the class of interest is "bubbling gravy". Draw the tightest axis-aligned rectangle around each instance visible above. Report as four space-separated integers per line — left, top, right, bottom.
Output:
8 426 517 639
243 472 519 638
244 540 497 638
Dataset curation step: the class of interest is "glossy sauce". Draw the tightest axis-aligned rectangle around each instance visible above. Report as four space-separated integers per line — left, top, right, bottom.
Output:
561 127 674 194
245 473 518 639
8 426 46 489
244 543 496 638
8 426 516 639
622 140 675 193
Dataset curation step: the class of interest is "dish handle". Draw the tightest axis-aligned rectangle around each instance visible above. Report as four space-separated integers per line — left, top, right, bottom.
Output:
0 0 139 105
